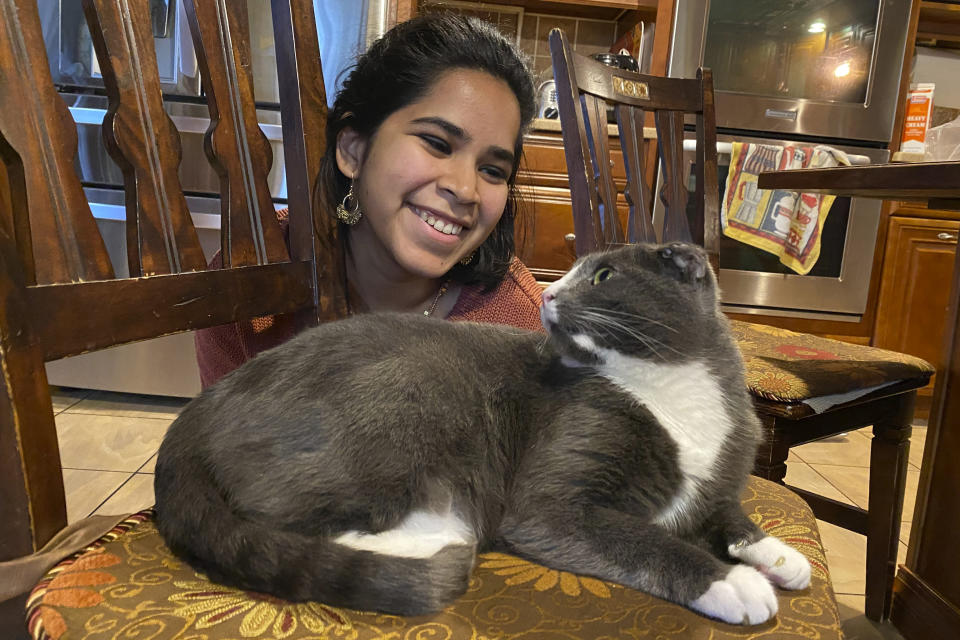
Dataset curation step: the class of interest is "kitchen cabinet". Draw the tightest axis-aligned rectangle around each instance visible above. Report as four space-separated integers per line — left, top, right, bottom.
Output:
874 209 960 399
515 126 639 282
916 1 960 45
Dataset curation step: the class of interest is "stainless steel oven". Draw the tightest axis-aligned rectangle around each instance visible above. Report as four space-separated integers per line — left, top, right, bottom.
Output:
669 0 912 143
38 0 201 97
653 132 889 321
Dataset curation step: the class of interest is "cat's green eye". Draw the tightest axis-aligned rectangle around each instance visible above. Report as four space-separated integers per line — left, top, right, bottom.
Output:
592 267 613 285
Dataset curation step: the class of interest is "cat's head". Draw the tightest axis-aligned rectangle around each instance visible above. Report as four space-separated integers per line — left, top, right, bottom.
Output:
540 242 721 365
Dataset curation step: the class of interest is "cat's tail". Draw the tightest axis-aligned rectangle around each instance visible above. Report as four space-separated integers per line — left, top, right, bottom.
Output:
154 458 476 616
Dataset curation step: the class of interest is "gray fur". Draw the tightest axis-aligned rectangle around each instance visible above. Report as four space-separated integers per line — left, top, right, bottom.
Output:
154 242 768 617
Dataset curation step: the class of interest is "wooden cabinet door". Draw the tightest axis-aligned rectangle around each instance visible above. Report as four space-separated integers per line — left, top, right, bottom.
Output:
874 216 960 393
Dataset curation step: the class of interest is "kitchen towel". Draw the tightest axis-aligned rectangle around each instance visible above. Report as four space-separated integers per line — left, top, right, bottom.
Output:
721 142 849 274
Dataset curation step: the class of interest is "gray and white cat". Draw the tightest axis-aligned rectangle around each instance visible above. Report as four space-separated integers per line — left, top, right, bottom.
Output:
154 242 810 624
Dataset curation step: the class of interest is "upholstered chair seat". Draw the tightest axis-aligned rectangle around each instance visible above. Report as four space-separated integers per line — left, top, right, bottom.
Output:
27 476 842 640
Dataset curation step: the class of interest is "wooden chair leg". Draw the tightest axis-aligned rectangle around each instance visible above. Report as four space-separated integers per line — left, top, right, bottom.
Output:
864 392 916 622
752 413 791 483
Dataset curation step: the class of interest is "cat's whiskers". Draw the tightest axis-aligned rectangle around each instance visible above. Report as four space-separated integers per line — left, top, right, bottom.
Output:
574 311 684 361
580 307 680 334
582 313 665 360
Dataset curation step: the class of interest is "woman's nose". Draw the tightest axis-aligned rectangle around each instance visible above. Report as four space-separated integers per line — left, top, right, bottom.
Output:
439 160 477 203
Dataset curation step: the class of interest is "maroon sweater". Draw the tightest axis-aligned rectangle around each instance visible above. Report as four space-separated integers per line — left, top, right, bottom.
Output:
195 257 545 388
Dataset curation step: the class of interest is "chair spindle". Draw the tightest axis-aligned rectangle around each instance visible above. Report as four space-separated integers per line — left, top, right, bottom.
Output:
0 0 114 286
184 0 288 268
82 0 207 277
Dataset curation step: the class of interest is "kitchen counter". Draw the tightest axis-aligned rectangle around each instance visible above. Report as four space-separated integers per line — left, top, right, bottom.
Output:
531 117 657 138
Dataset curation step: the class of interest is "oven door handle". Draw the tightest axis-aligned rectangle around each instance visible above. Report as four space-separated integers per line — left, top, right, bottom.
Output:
680 139 871 166
68 107 283 142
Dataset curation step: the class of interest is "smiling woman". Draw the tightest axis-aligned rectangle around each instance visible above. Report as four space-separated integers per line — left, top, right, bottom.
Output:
195 15 542 388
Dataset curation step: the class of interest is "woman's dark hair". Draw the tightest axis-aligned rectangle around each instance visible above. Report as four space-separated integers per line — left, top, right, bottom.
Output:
315 14 537 290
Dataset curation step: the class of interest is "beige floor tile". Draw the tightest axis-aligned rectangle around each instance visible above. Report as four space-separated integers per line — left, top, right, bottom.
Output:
95 474 155 516
810 465 921 522
817 519 866 595
68 390 189 420
908 427 927 471
809 464 868 507
56 412 170 472
62 469 132 523
837 594 906 640
784 461 855 504
793 433 872 467
836 593 865 621
140 454 157 473
50 387 92 414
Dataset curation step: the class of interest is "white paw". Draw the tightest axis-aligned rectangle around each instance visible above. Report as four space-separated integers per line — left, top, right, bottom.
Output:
729 536 811 590
690 564 777 625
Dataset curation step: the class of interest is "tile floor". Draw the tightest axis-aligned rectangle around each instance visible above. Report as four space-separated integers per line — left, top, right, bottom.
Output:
52 386 926 639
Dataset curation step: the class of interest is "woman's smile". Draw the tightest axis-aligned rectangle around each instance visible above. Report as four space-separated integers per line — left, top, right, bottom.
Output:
409 203 466 238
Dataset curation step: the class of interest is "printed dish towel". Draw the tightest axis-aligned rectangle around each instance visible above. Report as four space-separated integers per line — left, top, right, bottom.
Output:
721 142 849 274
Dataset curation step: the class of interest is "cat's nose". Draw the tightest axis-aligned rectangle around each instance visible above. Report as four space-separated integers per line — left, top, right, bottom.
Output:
542 291 555 305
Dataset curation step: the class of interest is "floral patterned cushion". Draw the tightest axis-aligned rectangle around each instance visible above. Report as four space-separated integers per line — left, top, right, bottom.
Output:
26 477 841 640
731 320 934 403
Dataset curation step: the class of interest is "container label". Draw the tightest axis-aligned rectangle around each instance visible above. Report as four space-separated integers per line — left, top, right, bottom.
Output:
901 84 935 154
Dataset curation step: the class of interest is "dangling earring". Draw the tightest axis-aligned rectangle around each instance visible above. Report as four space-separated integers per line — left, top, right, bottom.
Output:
336 178 362 225
459 252 475 266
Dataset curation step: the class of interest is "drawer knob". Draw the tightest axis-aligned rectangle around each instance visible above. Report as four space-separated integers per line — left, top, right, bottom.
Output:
564 233 576 241
937 232 957 242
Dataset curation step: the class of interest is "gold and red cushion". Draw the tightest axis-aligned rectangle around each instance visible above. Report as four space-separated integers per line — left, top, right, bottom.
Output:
26 476 842 640
731 320 934 403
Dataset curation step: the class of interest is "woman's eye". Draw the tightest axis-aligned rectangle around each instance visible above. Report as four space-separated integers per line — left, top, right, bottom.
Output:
420 135 451 154
591 267 613 285
480 165 508 181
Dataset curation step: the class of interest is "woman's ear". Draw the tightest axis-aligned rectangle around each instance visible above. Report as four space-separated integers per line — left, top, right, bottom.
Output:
335 127 367 179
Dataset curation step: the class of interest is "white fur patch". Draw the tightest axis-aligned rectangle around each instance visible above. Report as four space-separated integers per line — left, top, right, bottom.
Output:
729 536 811 590
334 509 474 559
690 564 777 625
541 261 585 328
573 334 735 529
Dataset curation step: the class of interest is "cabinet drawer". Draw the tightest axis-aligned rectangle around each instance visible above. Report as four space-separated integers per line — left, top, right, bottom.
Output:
515 185 630 282
519 132 633 190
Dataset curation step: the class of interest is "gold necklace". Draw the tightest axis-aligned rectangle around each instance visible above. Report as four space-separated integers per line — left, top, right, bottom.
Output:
424 281 449 317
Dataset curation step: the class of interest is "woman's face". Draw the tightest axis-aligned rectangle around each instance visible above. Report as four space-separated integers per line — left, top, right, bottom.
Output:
337 69 522 281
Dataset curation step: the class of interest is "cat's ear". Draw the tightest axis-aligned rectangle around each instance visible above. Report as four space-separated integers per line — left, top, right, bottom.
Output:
658 243 710 284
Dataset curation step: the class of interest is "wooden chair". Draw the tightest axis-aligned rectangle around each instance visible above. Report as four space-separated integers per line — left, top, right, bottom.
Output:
0 0 346 634
549 27 934 623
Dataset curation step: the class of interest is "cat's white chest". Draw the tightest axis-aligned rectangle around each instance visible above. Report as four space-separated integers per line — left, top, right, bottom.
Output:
581 339 735 528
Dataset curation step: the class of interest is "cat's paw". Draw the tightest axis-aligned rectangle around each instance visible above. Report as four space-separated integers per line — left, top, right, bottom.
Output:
690 564 777 625
658 242 709 283
729 536 811 590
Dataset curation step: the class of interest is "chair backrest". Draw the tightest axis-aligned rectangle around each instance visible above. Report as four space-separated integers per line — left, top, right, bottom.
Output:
0 0 346 559
548 28 719 269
